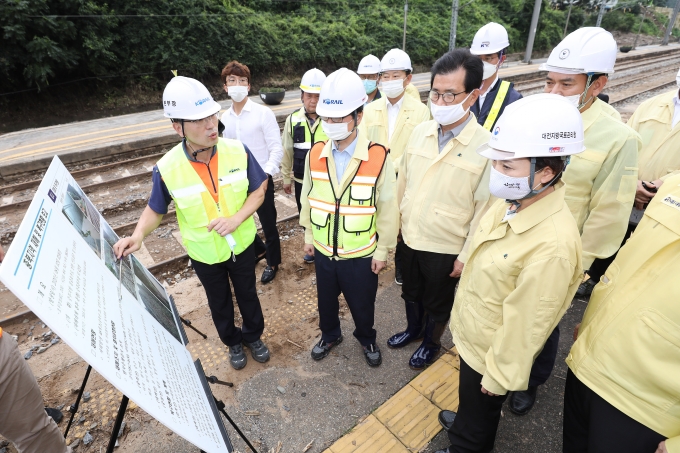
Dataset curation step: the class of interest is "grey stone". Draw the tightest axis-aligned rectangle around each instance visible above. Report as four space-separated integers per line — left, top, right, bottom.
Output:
83 432 93 445
51 338 60 345
79 416 86 423
283 405 290 411
56 404 65 410
277 386 286 394
90 422 98 429
0 440 9 447
36 346 48 354
117 421 126 437
24 350 33 360
83 392 91 402
0 447 6 453
70 439 80 448
22 319 28 323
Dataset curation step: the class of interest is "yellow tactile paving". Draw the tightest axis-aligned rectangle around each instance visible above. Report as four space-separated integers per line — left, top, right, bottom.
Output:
330 415 409 453
327 352 462 452
410 354 460 411
373 384 442 451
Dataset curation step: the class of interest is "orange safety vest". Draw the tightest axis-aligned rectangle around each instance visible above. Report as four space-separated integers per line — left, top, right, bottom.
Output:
307 140 387 258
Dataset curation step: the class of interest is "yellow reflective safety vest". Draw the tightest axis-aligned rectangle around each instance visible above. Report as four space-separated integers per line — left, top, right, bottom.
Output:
482 80 511 131
290 108 328 180
156 139 257 265
307 141 388 258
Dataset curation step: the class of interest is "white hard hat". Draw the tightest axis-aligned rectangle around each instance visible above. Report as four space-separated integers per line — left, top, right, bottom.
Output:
380 48 412 72
163 76 221 120
539 27 617 75
478 93 585 161
316 68 368 118
300 68 326 93
470 22 510 55
357 54 381 74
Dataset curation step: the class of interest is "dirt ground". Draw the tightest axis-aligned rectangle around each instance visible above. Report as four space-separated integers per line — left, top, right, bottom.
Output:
0 225 399 452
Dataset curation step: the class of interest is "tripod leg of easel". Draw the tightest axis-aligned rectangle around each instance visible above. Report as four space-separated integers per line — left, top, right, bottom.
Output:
180 317 207 339
106 395 129 453
214 398 259 453
64 364 92 438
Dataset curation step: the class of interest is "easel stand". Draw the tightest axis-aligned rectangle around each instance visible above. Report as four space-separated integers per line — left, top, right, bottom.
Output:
200 379 259 453
63 364 128 453
180 317 207 339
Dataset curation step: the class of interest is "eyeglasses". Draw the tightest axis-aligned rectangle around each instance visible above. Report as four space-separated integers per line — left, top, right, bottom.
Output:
226 77 249 86
184 112 219 126
358 74 379 81
429 90 467 104
320 114 351 123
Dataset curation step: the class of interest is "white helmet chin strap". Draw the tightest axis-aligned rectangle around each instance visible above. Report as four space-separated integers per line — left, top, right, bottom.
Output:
576 73 597 110
508 157 568 208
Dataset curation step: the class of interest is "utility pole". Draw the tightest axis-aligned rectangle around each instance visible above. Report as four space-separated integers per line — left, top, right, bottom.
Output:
449 0 459 51
596 0 606 28
633 5 646 49
402 0 408 51
662 0 680 45
524 0 542 63
563 0 574 38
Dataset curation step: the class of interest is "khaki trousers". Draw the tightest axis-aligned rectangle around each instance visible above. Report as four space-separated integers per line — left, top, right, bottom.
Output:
0 333 70 453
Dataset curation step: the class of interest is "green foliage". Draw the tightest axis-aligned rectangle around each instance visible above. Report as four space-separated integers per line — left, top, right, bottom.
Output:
0 0 664 94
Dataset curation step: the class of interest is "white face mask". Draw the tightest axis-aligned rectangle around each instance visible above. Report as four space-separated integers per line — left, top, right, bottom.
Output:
381 79 406 98
228 86 248 102
564 94 582 109
482 61 498 80
430 93 471 126
321 120 353 141
489 165 543 200
676 68 680 88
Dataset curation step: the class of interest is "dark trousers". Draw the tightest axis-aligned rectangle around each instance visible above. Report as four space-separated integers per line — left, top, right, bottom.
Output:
315 250 378 346
192 243 265 346
394 241 402 273
447 358 509 453
528 325 560 387
587 222 637 281
294 180 304 214
400 242 458 322
563 369 665 453
254 175 281 267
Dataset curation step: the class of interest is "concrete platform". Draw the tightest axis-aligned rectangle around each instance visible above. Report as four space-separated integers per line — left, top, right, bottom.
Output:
0 43 676 177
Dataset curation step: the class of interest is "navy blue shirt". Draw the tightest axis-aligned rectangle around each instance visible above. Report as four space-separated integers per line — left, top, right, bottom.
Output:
148 141 267 215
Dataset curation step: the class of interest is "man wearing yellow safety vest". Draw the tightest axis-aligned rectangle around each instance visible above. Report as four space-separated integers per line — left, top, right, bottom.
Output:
299 68 399 367
505 26 641 417
565 173 680 453
586 67 680 286
114 76 271 371
392 49 493 370
356 55 382 104
281 68 329 264
359 48 431 285
435 93 584 453
469 22 522 132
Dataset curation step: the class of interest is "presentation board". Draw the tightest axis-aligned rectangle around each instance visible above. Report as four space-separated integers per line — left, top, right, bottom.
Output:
0 156 231 453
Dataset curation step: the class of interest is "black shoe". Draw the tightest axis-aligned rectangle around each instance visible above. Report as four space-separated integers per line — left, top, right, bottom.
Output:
509 385 538 416
438 410 456 431
243 339 270 363
576 278 596 297
261 265 277 283
311 336 343 361
387 301 425 348
228 344 247 370
303 254 315 263
409 317 446 370
45 407 64 423
363 344 382 367
395 267 403 285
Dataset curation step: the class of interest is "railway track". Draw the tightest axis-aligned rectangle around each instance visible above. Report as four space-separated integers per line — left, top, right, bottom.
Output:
2 49 680 325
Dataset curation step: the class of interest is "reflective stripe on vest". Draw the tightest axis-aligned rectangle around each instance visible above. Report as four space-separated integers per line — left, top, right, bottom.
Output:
482 80 511 131
307 141 387 259
291 109 329 179
156 139 257 265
